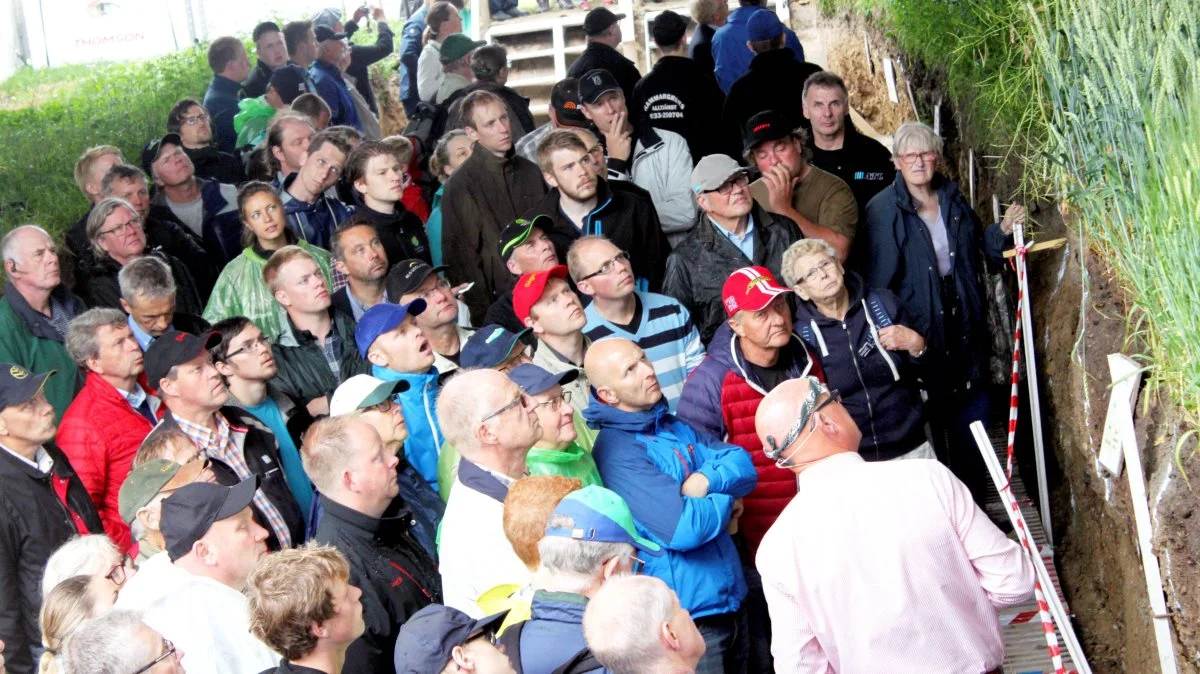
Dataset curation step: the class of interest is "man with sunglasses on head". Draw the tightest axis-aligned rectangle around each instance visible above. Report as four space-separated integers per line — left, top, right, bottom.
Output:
664 153 802 344
581 338 757 674
753 377 1034 674
570 235 705 412
58 308 164 553
0 365 101 674
502 486 660 673
437 369 543 617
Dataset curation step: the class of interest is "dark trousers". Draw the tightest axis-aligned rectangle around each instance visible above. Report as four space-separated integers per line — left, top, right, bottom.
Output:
693 606 749 674
929 384 991 505
742 563 775 673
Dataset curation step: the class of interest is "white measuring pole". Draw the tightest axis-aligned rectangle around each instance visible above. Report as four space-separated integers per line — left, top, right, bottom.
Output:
971 422 1092 674
1108 354 1179 673
1012 217 1053 543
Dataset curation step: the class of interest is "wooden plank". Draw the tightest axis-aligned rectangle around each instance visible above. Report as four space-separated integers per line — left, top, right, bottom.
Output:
1002 238 1068 259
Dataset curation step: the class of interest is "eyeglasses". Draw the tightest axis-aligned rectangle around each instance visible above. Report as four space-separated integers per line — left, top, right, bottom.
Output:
579 251 631 281
896 150 937 166
417 278 452 301
224 334 271 359
105 553 137 586
534 390 572 411
131 637 176 674
797 258 837 285
704 173 749 196
480 392 529 424
97 217 140 238
366 398 394 414
625 552 646 575
181 113 209 126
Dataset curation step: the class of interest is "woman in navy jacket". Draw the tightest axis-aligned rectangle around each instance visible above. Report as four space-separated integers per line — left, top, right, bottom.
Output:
860 121 1023 501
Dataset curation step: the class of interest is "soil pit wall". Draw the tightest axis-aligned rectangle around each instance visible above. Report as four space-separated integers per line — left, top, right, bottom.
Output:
806 9 1200 672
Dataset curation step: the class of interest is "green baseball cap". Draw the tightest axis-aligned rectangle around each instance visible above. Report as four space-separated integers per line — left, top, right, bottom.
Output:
440 34 487 65
118 458 206 525
545 486 663 555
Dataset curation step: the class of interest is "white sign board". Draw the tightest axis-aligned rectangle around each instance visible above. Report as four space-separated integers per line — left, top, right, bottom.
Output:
23 0 180 67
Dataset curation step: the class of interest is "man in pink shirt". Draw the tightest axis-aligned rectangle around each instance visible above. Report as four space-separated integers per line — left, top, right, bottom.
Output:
753 377 1034 674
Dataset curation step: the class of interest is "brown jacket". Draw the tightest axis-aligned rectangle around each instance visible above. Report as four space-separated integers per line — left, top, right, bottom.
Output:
441 144 547 322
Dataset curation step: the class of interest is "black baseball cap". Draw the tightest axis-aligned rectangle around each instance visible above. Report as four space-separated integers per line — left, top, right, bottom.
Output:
161 477 259 561
583 7 625 36
141 133 183 177
393 605 509 674
651 11 690 47
314 25 348 42
550 78 590 128
268 64 310 104
507 363 578 395
144 330 222 388
742 109 795 153
386 259 450 298
498 215 551 261
578 69 621 105
0 363 53 410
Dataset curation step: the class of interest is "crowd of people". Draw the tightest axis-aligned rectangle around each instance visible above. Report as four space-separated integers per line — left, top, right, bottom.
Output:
0 1 1039 673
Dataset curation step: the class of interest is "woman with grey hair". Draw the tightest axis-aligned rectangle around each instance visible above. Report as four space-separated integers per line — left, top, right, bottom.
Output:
783 238 932 461
76 197 204 315
861 121 1025 500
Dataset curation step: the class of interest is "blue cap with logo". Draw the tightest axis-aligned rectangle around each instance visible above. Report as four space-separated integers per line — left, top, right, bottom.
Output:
545 485 663 555
355 300 428 358
506 363 578 395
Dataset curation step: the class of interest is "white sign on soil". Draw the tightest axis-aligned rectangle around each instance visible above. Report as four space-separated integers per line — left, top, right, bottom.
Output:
883 57 899 104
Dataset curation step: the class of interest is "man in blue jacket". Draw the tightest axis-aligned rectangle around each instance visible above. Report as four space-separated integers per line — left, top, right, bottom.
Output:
202 37 251 152
309 26 363 131
582 338 757 674
356 301 444 491
711 2 805 93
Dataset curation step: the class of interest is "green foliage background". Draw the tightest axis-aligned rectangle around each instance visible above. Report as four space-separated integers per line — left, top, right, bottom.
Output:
0 47 213 238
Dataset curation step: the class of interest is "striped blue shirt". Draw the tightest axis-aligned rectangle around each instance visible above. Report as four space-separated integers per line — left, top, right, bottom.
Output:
584 292 706 411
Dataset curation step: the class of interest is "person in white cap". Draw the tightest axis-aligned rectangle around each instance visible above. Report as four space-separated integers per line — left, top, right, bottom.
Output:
329 374 443 558
664 154 801 343
753 377 1034 674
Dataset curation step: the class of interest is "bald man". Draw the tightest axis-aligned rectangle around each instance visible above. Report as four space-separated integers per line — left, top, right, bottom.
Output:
581 338 757 674
436 369 541 617
753 377 1034 674
0 226 85 420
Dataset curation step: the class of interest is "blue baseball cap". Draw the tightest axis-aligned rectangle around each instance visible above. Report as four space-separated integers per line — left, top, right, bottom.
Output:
746 9 784 42
393 605 509 674
461 324 530 368
545 486 663 555
506 363 578 395
355 300 427 358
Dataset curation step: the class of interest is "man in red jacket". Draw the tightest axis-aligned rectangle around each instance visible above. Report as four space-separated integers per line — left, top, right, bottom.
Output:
57 307 161 552
675 266 824 674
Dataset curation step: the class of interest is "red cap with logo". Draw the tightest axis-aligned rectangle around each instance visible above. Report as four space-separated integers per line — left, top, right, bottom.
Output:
721 266 792 316
513 265 570 325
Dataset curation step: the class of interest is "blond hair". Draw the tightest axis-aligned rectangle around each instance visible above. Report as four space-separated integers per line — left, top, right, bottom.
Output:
503 476 582 569
133 427 196 467
780 238 839 287
300 415 360 493
262 245 317 293
73 145 122 195
381 135 415 167
536 129 588 175
246 543 351 661
39 575 102 674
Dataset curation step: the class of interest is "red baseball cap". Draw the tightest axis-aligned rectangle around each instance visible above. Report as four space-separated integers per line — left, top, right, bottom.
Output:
721 266 792 316
513 265 569 325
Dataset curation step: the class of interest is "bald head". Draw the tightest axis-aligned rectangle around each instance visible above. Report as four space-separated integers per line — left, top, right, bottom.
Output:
756 377 861 472
585 339 663 412
438 368 542 475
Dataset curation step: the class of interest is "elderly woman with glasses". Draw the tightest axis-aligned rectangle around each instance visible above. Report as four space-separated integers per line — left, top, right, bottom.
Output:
783 238 933 462
861 122 1025 500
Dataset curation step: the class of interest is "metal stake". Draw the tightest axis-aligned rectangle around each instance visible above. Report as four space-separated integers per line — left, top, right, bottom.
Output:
1013 216 1053 544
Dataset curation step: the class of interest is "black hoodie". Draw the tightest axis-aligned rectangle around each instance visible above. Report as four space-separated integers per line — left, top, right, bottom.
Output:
631 54 738 162
353 202 432 272
793 271 929 460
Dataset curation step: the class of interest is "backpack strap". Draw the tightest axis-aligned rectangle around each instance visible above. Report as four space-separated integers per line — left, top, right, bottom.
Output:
497 619 526 674
552 646 604 674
